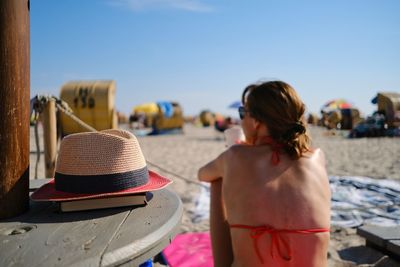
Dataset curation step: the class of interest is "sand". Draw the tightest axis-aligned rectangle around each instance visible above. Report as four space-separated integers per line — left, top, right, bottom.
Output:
29 124 400 266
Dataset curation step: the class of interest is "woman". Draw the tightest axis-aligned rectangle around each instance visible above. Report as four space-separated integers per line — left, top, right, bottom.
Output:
198 81 331 267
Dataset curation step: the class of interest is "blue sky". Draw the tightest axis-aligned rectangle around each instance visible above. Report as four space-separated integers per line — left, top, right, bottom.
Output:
31 0 400 118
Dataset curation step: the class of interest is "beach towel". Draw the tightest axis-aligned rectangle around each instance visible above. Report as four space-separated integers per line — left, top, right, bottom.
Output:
191 185 210 223
163 232 213 267
330 176 400 227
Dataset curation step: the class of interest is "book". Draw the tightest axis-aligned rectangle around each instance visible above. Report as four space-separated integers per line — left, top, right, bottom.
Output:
59 193 148 212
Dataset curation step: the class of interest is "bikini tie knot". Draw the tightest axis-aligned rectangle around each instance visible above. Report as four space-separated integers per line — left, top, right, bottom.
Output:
230 224 330 264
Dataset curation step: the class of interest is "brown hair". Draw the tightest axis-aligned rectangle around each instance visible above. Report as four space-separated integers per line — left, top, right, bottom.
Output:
242 81 310 159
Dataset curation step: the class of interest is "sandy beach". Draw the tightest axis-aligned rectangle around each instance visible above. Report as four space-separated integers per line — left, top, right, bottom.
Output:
29 124 400 266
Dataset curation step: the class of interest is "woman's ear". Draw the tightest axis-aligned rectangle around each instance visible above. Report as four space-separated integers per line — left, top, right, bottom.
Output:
252 118 261 131
252 119 269 135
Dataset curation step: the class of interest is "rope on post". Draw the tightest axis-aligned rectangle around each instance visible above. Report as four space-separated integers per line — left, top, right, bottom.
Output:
54 98 97 132
31 95 97 132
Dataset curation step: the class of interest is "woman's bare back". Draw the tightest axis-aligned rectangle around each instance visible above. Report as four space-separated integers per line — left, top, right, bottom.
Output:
222 145 331 266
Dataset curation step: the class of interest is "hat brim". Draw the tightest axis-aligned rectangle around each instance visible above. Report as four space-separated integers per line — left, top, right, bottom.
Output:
31 170 172 202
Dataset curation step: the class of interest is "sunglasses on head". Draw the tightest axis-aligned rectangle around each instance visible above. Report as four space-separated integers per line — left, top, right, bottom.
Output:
238 106 247 120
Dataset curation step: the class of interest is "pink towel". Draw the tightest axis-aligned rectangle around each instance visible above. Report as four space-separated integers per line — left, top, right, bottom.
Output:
163 232 213 267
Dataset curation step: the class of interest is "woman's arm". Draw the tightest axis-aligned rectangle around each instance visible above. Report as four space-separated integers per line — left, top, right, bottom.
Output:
198 152 224 183
198 151 233 265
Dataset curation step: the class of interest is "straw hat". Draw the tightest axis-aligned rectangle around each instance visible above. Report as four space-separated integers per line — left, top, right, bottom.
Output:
31 129 172 201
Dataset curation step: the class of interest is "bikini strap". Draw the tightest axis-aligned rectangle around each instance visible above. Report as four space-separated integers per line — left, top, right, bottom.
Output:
258 136 284 165
230 224 330 264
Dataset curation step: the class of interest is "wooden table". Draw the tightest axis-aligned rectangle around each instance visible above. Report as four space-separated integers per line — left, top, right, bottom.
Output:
357 225 400 261
0 179 183 266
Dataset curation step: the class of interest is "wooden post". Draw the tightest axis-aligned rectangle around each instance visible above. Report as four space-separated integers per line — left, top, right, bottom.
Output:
0 0 30 218
42 99 57 178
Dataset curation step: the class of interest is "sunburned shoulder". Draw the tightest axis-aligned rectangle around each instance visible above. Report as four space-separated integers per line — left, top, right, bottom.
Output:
308 147 325 158
225 145 326 164
301 147 326 166
217 144 249 163
225 143 254 156
301 147 322 157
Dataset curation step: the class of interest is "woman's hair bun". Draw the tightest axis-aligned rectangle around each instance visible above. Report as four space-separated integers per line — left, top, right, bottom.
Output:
292 121 306 134
282 121 306 141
